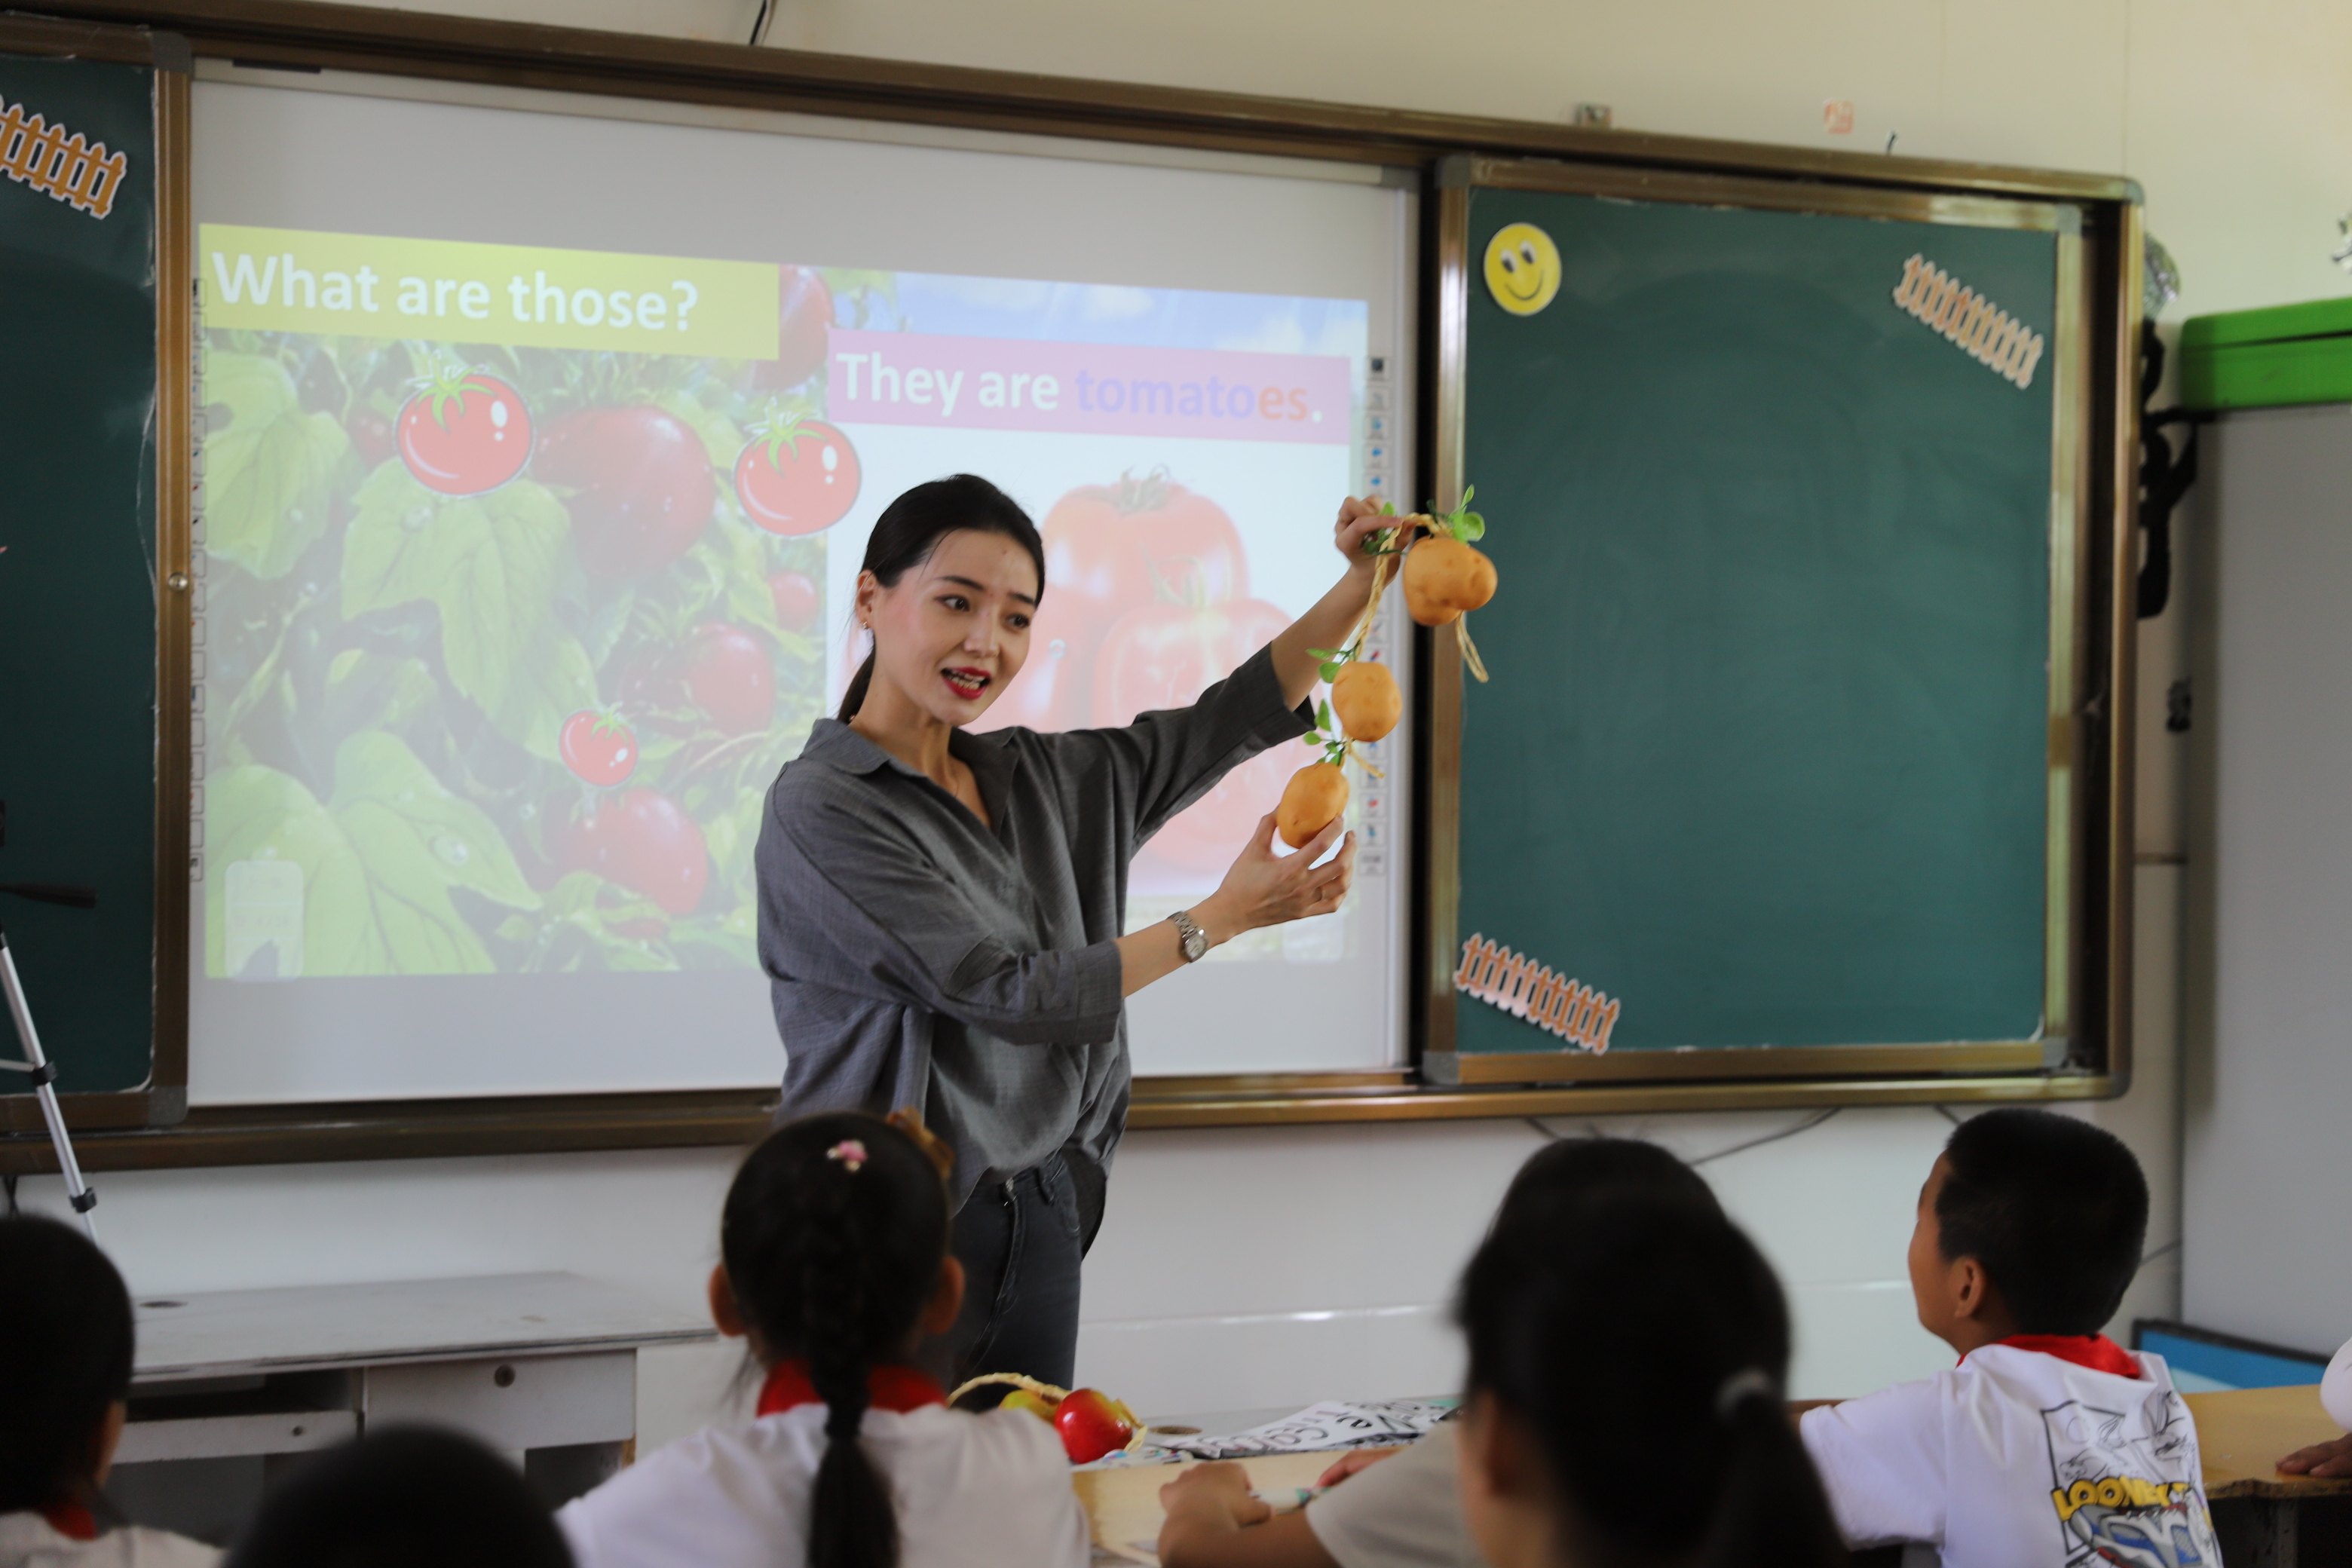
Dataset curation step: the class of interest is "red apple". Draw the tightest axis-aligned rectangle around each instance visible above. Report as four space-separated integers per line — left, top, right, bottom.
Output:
1052 1387 1138 1463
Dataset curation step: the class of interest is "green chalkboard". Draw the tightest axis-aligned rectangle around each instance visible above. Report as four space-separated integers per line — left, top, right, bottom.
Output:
0 51 162 1100
1453 184 2059 1059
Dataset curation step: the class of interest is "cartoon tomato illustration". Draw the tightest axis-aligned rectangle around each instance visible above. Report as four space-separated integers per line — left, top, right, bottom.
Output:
536 406 716 578
686 622 775 735
555 789 709 915
734 410 860 535
395 366 533 496
753 267 835 392
1043 471 1249 626
559 709 637 787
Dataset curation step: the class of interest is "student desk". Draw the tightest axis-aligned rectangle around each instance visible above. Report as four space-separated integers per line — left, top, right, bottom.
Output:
2185 1385 2352 1567
1077 1453 1340 1565
109 1272 713 1545
1078 1391 2352 1567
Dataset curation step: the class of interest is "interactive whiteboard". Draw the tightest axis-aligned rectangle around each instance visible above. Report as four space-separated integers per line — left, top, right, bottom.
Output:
185 74 1415 1104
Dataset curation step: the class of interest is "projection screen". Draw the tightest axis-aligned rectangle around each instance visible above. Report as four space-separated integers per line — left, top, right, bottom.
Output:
186 72 1416 1103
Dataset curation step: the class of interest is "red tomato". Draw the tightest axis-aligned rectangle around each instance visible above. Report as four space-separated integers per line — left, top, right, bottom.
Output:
396 370 533 497
965 588 1095 733
1094 598 1292 727
735 418 861 535
1043 473 1248 623
537 406 717 577
557 789 709 915
753 267 834 391
559 709 637 787
1094 596 1294 877
686 622 774 735
768 571 821 633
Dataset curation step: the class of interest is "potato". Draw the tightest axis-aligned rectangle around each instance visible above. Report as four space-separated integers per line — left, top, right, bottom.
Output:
1277 761 1349 849
1403 536 1498 627
1331 660 1402 743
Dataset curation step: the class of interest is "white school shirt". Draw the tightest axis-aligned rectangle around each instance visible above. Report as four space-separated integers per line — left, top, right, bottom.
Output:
1798 1344 2222 1568
1303 1426 1488 1568
556 1402 1090 1568
0 1514 217 1568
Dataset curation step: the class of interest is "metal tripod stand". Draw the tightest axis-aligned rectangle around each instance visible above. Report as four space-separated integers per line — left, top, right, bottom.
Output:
0 884 99 1237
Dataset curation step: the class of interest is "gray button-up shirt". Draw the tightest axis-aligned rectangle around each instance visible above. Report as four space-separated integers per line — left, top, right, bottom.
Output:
755 643 1310 1210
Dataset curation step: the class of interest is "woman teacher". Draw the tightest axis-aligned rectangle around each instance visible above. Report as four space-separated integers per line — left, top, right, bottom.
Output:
755 473 1388 1392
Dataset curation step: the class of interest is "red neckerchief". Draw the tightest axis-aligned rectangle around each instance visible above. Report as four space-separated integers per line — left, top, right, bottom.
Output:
756 1359 948 1419
40 1502 99 1542
1973 1334 2144 1379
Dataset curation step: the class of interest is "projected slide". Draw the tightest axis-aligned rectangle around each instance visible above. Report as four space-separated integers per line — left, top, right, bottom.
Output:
196 223 1369 983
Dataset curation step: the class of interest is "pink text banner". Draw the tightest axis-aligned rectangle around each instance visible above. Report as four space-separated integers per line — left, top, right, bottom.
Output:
827 329 1352 446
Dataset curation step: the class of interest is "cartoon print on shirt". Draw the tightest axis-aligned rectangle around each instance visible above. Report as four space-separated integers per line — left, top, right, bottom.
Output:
2040 1386 2221 1567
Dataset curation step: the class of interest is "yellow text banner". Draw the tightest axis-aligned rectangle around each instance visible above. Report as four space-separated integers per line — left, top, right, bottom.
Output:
199 224 777 358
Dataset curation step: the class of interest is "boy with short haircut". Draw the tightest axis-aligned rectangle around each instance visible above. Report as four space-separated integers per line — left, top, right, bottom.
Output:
1799 1108 2219 1568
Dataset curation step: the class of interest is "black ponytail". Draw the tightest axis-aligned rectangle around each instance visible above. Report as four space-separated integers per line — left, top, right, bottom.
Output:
721 1113 953 1568
1457 1194 1849 1568
838 475 1046 721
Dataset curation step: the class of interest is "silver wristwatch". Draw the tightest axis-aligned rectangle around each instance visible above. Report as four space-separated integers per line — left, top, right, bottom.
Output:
1168 908 1209 963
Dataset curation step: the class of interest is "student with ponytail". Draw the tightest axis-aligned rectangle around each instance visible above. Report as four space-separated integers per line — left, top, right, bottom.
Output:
1451 1196 1848 1568
556 1113 1089 1568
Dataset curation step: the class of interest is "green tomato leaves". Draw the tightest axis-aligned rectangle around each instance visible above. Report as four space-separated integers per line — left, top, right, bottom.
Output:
342 461 599 761
204 351 348 580
204 732 537 978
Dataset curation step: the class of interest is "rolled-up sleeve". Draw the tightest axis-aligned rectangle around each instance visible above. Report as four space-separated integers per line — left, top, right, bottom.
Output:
761 791 1125 1047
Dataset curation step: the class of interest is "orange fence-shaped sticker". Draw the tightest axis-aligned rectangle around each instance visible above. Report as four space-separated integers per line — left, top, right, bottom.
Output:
1454 934 1619 1054
0 96 130 219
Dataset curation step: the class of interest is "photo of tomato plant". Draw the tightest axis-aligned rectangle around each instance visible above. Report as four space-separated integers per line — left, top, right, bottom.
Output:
201 267 859 978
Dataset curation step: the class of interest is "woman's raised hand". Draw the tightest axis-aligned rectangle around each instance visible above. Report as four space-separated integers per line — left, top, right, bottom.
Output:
1334 494 1392 580
1196 811 1355 942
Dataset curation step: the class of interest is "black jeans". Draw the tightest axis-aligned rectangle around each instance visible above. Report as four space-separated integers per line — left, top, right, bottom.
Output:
925 1152 1090 1401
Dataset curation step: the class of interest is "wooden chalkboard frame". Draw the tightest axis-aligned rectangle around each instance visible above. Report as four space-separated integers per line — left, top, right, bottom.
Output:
0 0 2139 1177
1418 155 2139 1101
0 14 194 1141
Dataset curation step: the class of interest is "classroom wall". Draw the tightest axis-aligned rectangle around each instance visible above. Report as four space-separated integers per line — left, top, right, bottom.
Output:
26 0 2324 1432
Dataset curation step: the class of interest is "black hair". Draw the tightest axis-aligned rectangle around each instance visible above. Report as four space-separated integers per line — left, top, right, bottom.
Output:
838 474 1046 721
225 1426 571 1568
1492 1135 1723 1233
721 1112 953 1568
1934 1107 2148 1336
0 1214 134 1517
1458 1196 1848 1568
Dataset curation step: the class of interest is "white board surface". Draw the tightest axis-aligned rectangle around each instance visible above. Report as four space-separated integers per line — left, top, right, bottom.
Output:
186 74 1416 1104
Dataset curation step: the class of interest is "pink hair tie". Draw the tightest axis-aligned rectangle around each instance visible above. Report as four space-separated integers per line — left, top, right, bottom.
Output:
825 1139 869 1172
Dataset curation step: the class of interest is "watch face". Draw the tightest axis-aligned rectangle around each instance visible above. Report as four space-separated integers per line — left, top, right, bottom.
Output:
1183 928 1208 961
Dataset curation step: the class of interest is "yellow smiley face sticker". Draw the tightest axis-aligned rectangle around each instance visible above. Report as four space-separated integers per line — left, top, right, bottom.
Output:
1484 222 1561 316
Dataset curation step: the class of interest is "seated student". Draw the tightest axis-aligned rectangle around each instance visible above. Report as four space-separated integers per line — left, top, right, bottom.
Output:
1156 1137 1728 1568
556 1111 1089 1568
225 1427 571 1568
1799 1108 2219 1568
0 1215 216 1568
1453 1191 1848 1568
